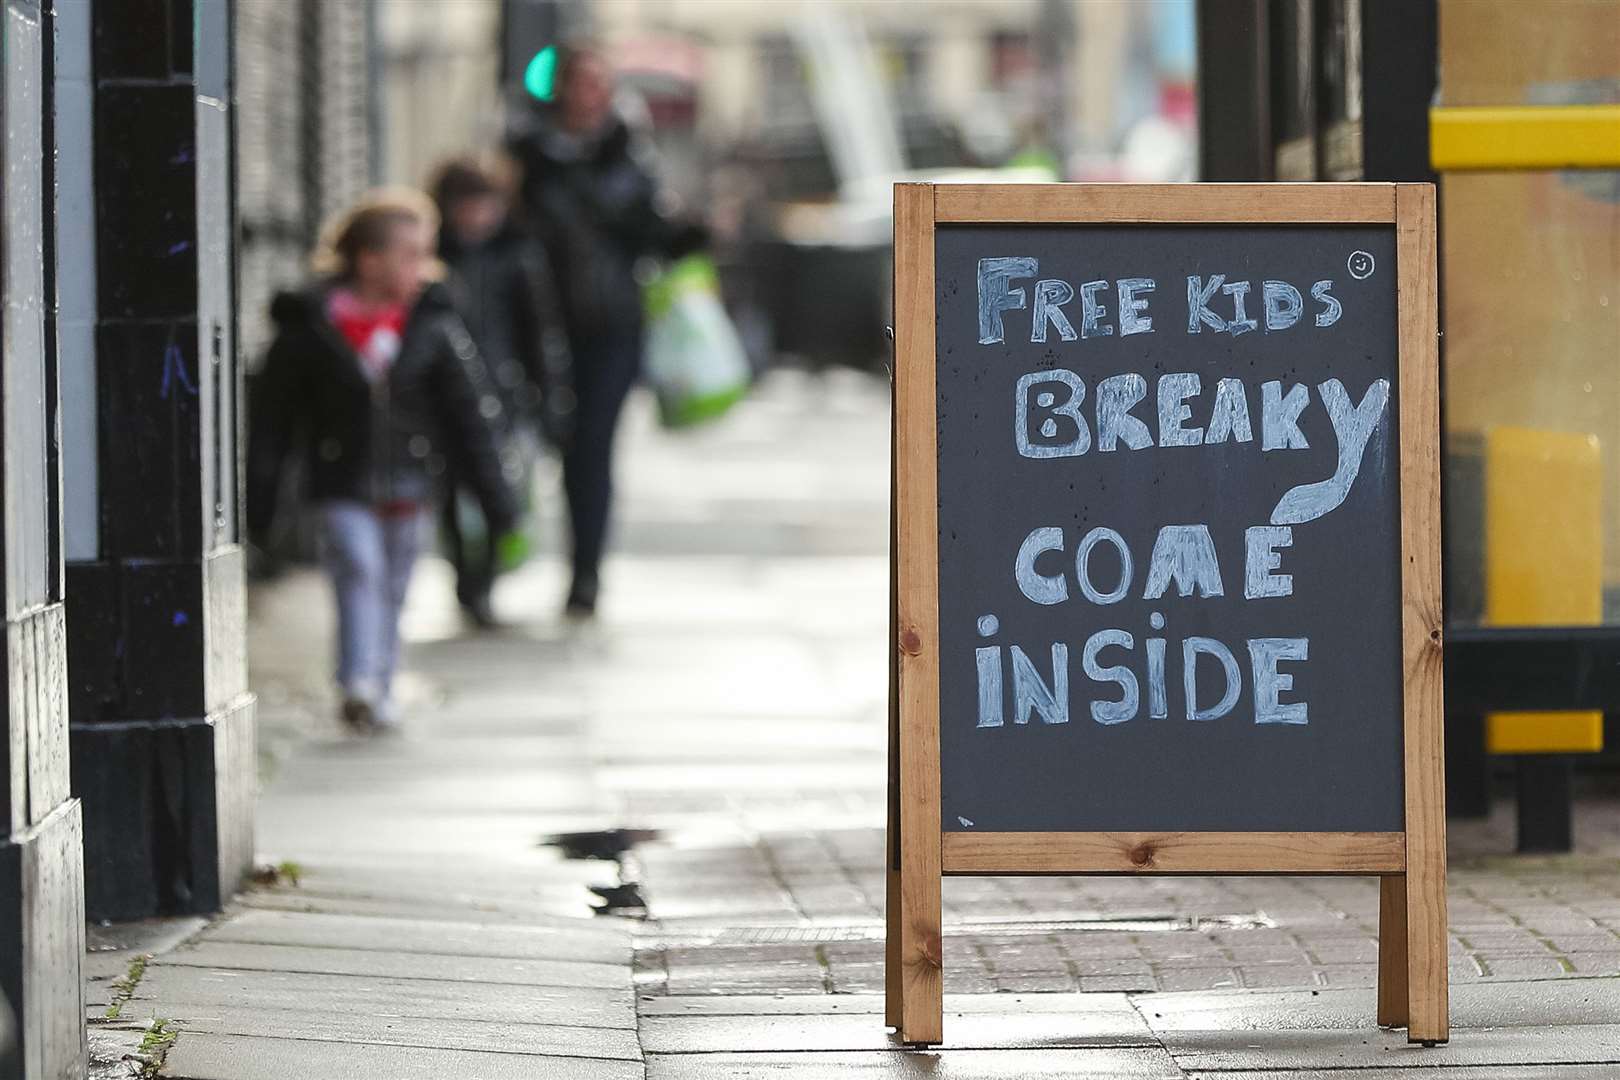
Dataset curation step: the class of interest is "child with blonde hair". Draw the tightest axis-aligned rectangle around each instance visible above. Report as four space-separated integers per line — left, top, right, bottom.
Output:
248 190 520 733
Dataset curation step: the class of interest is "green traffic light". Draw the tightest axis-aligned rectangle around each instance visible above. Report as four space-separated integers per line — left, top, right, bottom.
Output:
524 45 557 101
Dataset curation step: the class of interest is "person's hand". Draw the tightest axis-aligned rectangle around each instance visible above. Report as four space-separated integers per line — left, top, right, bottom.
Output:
496 529 531 574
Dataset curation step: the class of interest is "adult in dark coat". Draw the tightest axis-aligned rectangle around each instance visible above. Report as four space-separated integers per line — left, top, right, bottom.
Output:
432 158 575 627
507 44 705 618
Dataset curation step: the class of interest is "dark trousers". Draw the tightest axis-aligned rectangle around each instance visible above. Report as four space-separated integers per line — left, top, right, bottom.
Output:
440 470 497 607
563 331 639 601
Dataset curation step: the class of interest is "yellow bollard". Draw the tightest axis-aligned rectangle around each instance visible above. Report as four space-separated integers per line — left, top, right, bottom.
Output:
1484 427 1603 754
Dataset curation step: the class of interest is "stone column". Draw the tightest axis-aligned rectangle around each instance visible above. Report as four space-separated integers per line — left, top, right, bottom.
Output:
1 0 88 1074
67 0 256 922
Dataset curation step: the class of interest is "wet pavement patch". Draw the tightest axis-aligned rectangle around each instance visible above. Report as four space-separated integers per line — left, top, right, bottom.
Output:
540 828 659 917
540 828 660 861
590 882 649 918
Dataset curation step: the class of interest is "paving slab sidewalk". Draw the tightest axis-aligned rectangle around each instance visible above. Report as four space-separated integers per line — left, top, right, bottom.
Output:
86 559 642 1078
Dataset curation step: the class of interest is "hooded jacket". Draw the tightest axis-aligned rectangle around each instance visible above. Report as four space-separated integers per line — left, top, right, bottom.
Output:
438 218 575 447
246 280 518 542
507 115 706 344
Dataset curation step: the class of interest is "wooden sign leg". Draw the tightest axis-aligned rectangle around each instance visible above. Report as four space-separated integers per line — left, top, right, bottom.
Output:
1405 849 1449 1043
1376 874 1408 1028
897 829 942 1044
885 860 904 1028
895 620 943 1045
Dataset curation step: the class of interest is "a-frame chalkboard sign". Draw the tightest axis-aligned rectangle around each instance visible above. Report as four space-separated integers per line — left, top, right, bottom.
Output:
886 183 1445 1046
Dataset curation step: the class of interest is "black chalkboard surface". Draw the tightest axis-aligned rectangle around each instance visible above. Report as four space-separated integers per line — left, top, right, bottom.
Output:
934 224 1403 833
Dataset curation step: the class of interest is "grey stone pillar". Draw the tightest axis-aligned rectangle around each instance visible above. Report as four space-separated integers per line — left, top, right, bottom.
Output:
1 0 89 1075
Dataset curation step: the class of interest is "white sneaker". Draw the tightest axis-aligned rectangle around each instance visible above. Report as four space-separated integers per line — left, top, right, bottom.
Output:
369 707 403 737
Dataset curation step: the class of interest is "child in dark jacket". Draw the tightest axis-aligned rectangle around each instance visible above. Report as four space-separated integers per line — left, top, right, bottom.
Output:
431 157 574 628
247 189 519 733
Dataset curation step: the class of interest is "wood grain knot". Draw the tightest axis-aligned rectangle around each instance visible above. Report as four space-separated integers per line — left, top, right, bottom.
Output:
1128 843 1156 868
919 931 943 969
899 628 923 656
1428 628 1441 644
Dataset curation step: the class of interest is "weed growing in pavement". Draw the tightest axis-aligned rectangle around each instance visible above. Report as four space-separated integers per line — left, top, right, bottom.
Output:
249 859 304 887
136 1019 178 1078
102 954 152 1020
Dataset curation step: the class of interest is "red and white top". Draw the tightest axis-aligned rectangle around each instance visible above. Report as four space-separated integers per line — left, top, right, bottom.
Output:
327 289 406 381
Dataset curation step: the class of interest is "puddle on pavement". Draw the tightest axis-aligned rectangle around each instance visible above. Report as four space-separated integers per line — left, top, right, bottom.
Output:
539 828 661 917
540 828 661 861
588 882 648 917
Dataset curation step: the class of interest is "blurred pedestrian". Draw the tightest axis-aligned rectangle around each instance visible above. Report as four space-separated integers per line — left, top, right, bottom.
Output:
246 189 519 733
508 42 706 619
431 156 574 628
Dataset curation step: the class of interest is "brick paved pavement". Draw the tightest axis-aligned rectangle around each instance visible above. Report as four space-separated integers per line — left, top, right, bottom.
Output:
626 818 1620 1002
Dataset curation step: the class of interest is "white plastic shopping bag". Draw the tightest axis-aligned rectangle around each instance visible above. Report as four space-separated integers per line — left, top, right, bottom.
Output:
642 255 750 428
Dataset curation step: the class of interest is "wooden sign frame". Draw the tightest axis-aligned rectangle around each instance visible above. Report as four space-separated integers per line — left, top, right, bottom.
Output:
886 183 1445 1046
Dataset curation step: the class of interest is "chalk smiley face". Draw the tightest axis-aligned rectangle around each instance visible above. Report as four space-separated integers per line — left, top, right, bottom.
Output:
1347 250 1375 280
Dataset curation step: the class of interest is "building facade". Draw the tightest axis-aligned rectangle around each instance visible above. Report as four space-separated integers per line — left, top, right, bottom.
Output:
1196 0 1620 852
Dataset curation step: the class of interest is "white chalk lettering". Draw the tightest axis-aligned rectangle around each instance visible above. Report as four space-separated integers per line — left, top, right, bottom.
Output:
1117 277 1156 336
978 256 1037 344
1243 525 1294 599
1079 280 1113 339
1032 279 1078 343
1271 378 1389 525
1311 280 1341 327
1143 524 1225 600
1263 280 1303 331
977 271 1348 347
1146 612 1168 718
1076 526 1133 604
1011 643 1070 725
1015 370 1090 459
975 646 1003 727
1096 373 1153 451
1083 629 1139 724
1250 637 1309 724
1187 274 1227 333
1204 377 1255 444
1222 280 1258 336
1157 373 1204 447
974 613 1003 728
1184 637 1241 721
1015 526 1068 605
1261 381 1311 451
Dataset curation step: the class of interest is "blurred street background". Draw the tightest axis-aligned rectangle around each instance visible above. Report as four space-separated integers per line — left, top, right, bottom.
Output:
236 0 1196 372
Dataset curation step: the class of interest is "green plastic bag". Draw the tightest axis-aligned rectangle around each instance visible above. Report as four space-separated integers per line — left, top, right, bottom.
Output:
447 426 539 575
642 255 750 428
